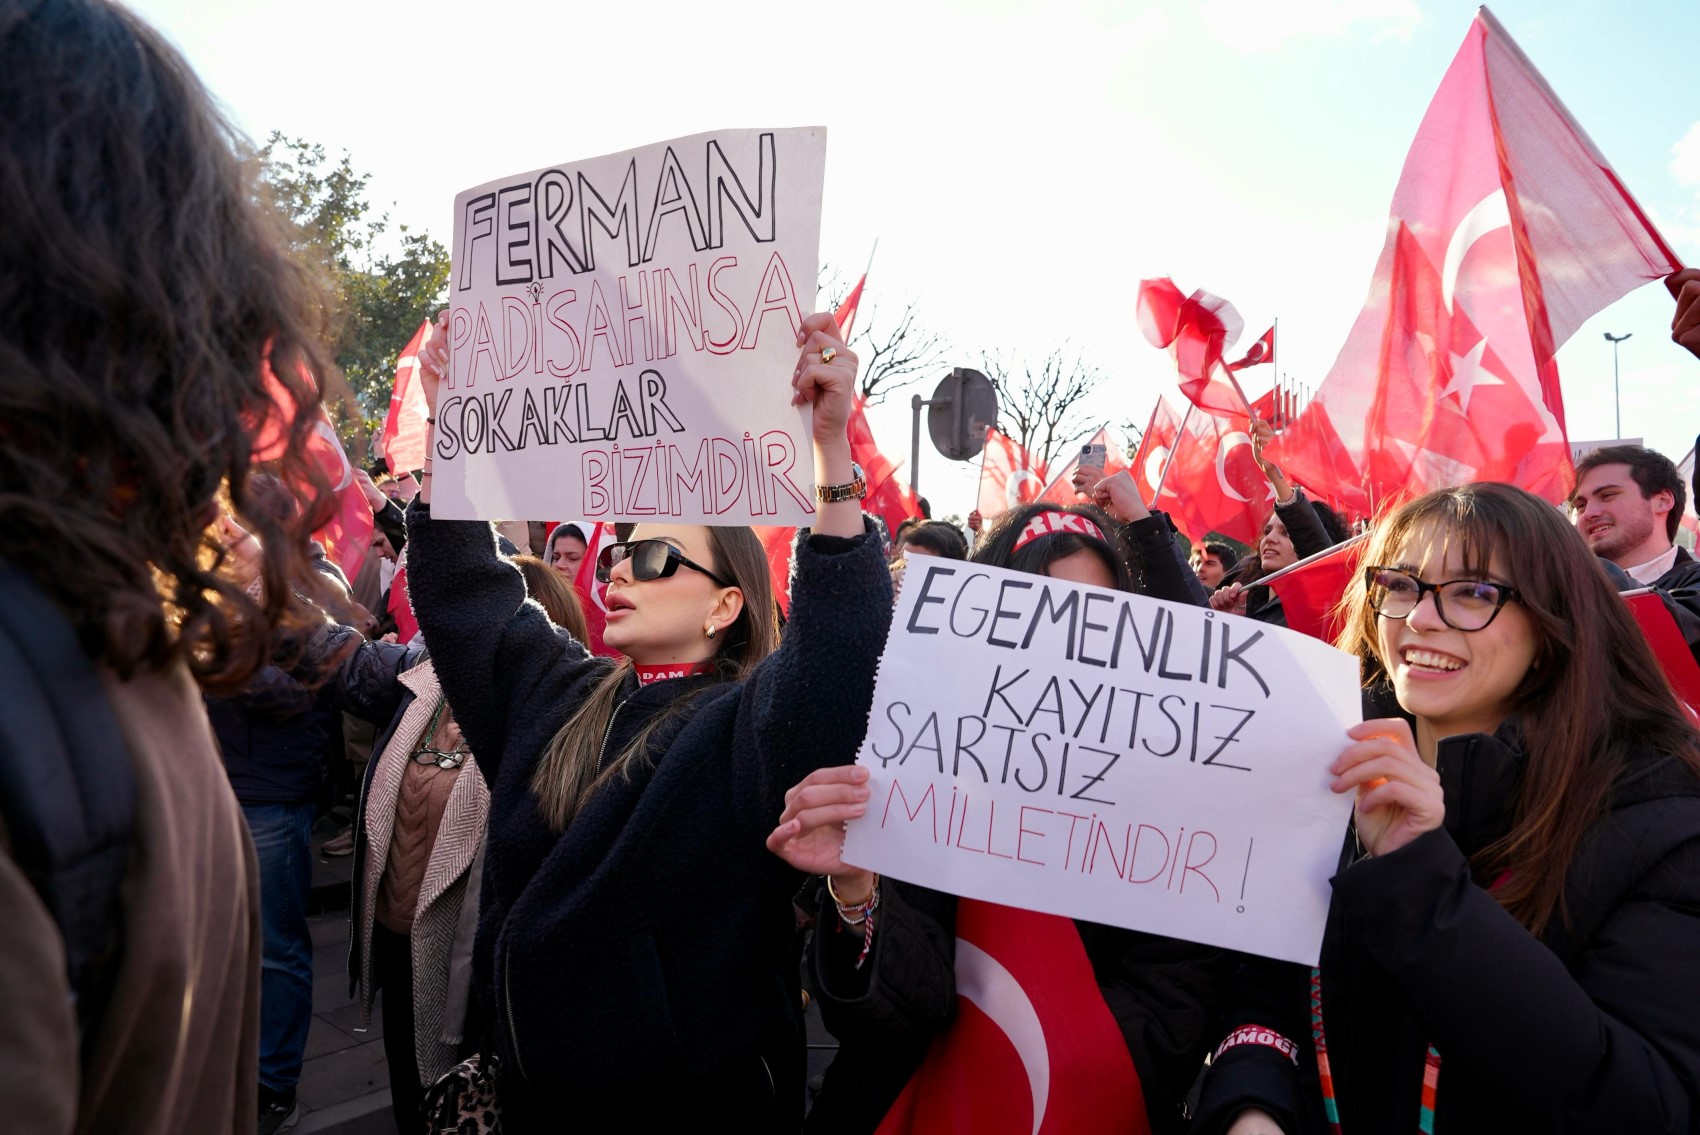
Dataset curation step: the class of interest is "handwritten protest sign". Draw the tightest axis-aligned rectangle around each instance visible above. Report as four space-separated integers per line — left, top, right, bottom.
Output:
842 560 1361 965
434 128 826 523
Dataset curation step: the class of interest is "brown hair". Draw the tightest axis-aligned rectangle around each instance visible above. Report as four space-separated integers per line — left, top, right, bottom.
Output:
513 554 589 644
531 526 780 832
0 0 344 693
1337 483 1700 933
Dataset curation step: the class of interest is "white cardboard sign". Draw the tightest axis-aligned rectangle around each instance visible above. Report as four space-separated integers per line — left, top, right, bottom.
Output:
842 560 1362 965
434 127 826 523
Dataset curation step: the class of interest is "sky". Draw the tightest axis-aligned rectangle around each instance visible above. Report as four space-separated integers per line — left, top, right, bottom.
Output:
127 0 1700 521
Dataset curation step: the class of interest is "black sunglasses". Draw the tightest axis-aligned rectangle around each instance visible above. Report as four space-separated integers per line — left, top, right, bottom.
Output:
1364 566 1521 632
596 539 733 588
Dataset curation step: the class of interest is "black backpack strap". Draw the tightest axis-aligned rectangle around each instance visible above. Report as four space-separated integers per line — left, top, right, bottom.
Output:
0 560 137 1052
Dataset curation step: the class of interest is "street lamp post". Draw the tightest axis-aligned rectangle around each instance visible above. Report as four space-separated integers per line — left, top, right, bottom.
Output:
1604 331 1632 439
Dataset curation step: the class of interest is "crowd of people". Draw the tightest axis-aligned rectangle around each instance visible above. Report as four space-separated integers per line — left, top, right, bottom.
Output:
8 3 1700 1135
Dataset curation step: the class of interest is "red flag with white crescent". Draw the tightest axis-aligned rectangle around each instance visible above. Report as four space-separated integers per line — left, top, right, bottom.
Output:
1151 409 1271 546
978 429 1049 520
875 901 1148 1135
1268 9 1679 517
1227 326 1275 373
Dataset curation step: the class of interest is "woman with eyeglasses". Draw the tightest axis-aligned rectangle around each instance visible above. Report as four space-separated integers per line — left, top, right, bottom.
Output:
1192 482 1700 1135
400 309 888 1132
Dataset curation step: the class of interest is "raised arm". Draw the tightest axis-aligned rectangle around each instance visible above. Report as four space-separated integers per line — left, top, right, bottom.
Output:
730 313 894 818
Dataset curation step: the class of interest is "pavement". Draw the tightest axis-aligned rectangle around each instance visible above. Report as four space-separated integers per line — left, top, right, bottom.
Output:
293 812 393 1135
292 810 841 1134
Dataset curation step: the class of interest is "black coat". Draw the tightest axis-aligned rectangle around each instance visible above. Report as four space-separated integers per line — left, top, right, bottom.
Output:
403 504 891 1133
1191 724 1700 1134
205 659 337 805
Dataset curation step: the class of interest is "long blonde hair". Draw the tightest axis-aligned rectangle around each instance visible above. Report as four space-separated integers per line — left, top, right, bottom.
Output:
530 526 781 832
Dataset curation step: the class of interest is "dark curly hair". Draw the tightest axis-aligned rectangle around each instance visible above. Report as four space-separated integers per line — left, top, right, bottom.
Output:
0 0 345 693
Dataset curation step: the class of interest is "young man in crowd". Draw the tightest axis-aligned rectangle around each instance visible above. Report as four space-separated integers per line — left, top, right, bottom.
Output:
1191 541 1239 590
1570 445 1700 591
1570 445 1700 665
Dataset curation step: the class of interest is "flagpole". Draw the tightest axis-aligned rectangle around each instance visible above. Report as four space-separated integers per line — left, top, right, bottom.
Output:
1152 403 1194 499
862 238 879 284
1256 531 1368 587
1218 359 1257 421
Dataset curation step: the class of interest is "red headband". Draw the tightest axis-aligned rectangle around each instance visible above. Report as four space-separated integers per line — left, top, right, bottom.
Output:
1012 510 1108 552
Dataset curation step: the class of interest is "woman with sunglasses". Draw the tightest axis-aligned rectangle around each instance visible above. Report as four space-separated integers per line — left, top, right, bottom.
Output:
1192 482 1700 1134
774 488 1232 1134
401 310 888 1132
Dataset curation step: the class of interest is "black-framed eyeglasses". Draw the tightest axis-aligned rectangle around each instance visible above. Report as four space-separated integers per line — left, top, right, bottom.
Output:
596 539 733 588
1364 566 1521 632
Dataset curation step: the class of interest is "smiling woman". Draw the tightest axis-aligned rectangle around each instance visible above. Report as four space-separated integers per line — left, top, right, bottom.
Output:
1193 482 1700 1135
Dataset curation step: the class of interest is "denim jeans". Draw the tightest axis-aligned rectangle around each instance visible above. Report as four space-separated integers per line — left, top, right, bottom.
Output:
243 802 315 1095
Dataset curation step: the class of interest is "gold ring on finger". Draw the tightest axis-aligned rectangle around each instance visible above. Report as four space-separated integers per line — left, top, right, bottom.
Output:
821 347 838 365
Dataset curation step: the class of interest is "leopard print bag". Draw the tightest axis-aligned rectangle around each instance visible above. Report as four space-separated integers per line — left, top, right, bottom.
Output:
422 1052 501 1134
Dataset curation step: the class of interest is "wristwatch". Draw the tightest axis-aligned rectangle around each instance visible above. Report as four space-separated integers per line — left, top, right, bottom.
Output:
816 462 868 504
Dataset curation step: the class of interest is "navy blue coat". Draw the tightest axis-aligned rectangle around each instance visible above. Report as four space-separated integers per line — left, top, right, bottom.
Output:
403 504 891 1133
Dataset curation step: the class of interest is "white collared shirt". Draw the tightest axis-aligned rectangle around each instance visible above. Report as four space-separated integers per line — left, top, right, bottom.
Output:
1626 545 1681 586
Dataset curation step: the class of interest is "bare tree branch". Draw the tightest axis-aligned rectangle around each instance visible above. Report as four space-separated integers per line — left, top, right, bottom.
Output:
852 300 950 405
980 346 1104 472
819 268 949 406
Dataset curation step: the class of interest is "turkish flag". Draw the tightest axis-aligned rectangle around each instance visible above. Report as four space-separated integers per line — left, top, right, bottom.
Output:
1153 409 1272 546
978 429 1049 519
1130 398 1184 506
1268 9 1680 518
1136 278 1250 419
379 319 433 476
835 273 867 341
254 359 374 581
1038 427 1128 506
572 522 622 657
875 901 1148 1135
1262 536 1367 644
1228 326 1275 372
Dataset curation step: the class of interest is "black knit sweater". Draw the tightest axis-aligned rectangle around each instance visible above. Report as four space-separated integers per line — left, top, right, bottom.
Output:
403 505 891 1133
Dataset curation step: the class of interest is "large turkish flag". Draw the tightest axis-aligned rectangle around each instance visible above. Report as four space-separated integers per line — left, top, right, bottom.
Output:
1268 9 1679 517
875 901 1148 1135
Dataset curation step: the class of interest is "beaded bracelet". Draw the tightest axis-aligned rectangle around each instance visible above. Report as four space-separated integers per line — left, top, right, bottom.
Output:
828 874 880 970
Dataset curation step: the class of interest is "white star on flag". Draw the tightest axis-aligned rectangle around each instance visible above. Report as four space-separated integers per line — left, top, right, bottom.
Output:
1438 338 1505 413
